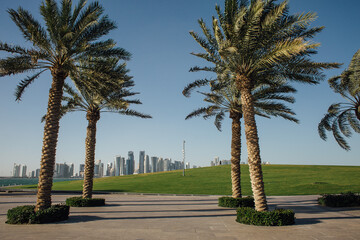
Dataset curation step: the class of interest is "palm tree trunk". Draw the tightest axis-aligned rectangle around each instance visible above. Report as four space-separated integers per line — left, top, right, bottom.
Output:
35 69 67 211
230 110 242 198
237 75 268 211
82 111 100 199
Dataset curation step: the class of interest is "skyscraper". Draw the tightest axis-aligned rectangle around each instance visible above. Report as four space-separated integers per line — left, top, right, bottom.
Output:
126 151 134 175
115 155 121 176
106 162 113 176
79 164 85 178
139 151 145 174
21 165 27 177
35 168 40 178
164 158 170 172
157 158 164 172
69 163 74 177
145 155 150 173
94 160 103 177
12 163 21 177
151 157 158 173
120 157 125 175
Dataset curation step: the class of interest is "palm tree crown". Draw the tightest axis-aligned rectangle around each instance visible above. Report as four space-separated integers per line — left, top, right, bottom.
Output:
318 49 360 150
62 58 151 121
184 80 298 130
1 0 130 99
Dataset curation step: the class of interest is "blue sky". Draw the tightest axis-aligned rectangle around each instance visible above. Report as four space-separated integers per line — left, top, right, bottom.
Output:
1 0 360 176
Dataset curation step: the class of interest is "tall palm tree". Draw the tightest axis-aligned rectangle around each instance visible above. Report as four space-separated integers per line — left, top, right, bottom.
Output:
0 0 130 211
183 78 298 199
190 0 340 211
58 58 152 199
318 49 360 150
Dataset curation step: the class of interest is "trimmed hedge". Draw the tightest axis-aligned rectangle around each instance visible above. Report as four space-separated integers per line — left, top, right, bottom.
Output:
236 207 295 226
66 196 105 207
318 192 360 207
218 196 255 208
6 204 69 224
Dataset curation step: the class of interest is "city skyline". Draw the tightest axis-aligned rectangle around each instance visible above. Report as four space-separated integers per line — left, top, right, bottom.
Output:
1 0 360 176
9 150 195 178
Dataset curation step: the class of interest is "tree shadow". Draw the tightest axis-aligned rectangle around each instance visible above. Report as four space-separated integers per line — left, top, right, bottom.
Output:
60 213 237 224
73 208 235 214
105 199 217 203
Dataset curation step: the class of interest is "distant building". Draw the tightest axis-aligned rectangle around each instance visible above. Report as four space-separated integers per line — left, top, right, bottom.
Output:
106 162 113 176
35 168 40 178
164 158 170 172
21 165 27 178
186 162 190 169
109 165 115 176
55 162 73 178
139 151 145 174
115 156 121 176
12 163 21 177
174 161 182 170
157 158 164 172
126 151 134 175
151 157 158 173
94 160 103 177
144 155 150 173
79 164 85 178
120 157 125 175
220 160 231 165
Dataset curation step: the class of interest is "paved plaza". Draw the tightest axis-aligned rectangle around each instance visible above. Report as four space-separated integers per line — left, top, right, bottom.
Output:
0 192 359 239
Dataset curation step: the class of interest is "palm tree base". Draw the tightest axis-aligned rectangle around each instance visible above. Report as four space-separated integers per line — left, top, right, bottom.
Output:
65 196 105 207
6 204 69 224
236 207 295 226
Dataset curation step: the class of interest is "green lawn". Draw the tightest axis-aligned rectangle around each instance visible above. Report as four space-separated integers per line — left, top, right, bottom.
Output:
17 165 360 196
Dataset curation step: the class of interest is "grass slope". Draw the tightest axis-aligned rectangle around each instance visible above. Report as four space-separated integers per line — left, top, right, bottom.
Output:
17 165 360 196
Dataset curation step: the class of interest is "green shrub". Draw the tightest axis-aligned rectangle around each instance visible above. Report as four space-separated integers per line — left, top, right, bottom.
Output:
236 207 295 226
318 192 360 207
218 196 255 208
6 204 69 224
66 196 105 207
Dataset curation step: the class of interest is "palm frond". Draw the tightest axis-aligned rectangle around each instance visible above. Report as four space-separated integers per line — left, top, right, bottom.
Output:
214 111 225 131
183 79 210 97
15 70 46 101
185 107 209 120
104 109 151 119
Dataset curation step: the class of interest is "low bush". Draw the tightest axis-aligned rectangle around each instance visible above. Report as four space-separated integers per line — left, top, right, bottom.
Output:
318 192 360 207
6 204 69 224
236 207 295 226
218 196 254 208
66 196 105 207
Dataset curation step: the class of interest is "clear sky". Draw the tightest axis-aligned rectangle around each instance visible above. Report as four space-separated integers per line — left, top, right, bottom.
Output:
1 0 360 176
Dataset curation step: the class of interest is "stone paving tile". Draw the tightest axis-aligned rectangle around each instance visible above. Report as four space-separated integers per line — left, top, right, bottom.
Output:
1 193 360 240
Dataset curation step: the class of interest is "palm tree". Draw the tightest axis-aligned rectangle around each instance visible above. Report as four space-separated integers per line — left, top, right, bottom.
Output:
0 0 130 211
183 77 298 199
319 49 360 150
57 58 152 199
190 0 340 211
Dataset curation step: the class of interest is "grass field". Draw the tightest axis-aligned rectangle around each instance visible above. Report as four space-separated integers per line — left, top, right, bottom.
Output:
15 165 360 196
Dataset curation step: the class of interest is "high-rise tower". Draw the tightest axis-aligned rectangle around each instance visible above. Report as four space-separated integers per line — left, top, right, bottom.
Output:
126 151 134 175
115 155 121 176
145 155 150 173
151 157 158 173
139 151 145 174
